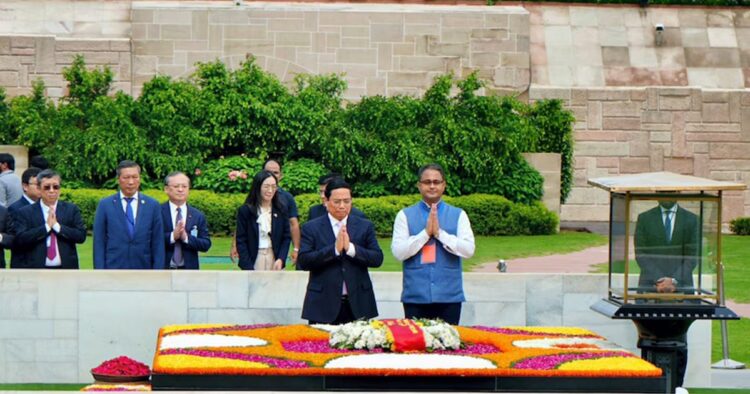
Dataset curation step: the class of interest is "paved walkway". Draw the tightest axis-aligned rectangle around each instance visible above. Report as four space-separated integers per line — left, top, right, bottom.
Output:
472 245 750 318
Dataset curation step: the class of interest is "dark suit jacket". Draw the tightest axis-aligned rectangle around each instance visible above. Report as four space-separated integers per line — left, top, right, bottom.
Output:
7 197 32 268
236 204 290 270
93 192 165 269
0 205 13 269
298 214 383 323
161 203 212 270
7 197 31 213
11 201 86 269
308 204 366 221
634 205 700 290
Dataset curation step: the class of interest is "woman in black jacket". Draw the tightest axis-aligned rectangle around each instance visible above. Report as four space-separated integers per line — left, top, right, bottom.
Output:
236 170 291 270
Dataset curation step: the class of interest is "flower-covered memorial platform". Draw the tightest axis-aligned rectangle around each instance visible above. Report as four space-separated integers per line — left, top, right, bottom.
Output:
151 320 665 392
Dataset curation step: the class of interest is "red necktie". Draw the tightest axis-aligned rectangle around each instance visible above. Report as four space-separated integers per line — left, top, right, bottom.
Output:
47 208 57 260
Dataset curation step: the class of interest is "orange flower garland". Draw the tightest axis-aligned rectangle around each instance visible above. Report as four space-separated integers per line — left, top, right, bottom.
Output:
152 323 662 378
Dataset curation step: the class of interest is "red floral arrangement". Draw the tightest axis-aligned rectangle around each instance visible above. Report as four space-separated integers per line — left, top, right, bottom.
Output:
92 356 151 377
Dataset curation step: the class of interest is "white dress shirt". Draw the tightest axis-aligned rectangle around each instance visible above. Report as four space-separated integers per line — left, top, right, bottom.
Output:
168 201 189 245
41 201 61 267
329 214 356 257
662 204 678 240
120 191 139 224
391 200 475 262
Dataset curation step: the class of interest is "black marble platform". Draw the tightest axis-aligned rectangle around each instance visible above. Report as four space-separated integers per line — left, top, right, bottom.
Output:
152 373 667 392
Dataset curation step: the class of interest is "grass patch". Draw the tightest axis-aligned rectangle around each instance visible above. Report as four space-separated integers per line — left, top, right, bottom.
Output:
712 318 750 365
6 231 607 272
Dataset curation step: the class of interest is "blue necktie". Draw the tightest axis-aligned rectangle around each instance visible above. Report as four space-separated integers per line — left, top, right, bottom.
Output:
664 210 672 243
125 197 135 239
172 207 183 267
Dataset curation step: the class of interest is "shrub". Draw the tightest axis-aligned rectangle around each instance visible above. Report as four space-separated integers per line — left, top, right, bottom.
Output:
60 189 558 237
279 159 327 195
3 57 575 206
192 155 263 194
730 217 750 235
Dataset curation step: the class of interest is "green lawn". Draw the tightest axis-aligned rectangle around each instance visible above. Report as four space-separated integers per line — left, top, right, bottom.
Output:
7 231 606 272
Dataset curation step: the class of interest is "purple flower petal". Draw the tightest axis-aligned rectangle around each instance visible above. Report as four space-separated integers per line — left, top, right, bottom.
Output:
160 348 308 369
165 324 279 336
471 326 599 338
513 351 634 370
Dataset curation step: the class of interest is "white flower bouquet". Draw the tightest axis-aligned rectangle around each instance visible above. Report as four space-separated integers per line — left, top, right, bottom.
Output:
329 319 461 352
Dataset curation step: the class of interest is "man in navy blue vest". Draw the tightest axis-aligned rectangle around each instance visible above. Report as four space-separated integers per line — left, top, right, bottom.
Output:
391 163 475 325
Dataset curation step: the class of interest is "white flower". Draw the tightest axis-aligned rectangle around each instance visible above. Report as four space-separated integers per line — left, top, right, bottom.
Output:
328 319 461 352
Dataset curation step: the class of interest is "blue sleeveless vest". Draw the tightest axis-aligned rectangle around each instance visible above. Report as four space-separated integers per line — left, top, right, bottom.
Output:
401 201 465 303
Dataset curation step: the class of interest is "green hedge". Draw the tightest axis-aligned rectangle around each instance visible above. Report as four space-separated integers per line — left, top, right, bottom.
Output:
60 189 558 237
3 57 575 205
730 217 750 235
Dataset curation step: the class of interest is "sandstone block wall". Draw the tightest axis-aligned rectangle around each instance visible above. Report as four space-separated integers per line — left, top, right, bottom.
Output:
130 2 530 99
530 85 750 222
0 36 131 98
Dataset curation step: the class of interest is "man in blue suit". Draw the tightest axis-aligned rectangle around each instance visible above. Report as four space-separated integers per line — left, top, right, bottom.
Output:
93 160 165 269
298 178 383 324
161 171 211 269
11 170 87 269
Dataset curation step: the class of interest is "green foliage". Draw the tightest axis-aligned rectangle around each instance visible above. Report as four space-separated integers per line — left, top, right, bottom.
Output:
730 217 750 235
192 155 263 194
61 189 558 237
525 99 576 203
0 57 575 207
279 159 327 195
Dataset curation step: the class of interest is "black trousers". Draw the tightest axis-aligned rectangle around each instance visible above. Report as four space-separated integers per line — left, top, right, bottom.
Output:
403 302 461 325
309 296 356 325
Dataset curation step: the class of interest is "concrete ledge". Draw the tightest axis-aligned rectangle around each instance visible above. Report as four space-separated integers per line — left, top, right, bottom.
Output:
0 270 710 386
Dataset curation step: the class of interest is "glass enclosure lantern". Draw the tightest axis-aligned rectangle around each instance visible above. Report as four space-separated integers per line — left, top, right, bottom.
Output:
589 172 745 306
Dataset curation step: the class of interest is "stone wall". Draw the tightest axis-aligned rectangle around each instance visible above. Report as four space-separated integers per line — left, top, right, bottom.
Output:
0 270 711 386
528 4 750 89
0 0 131 38
130 2 530 99
530 85 750 222
0 36 131 97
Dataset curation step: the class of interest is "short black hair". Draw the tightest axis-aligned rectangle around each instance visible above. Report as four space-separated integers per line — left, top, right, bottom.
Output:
116 160 141 177
263 158 281 170
318 172 342 186
21 167 42 185
417 163 445 181
0 153 15 170
324 178 351 199
164 171 190 186
244 170 284 212
36 169 60 184
29 155 49 170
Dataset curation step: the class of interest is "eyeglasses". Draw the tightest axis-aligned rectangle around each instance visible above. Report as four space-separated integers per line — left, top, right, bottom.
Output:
261 185 278 191
419 180 444 186
42 184 61 191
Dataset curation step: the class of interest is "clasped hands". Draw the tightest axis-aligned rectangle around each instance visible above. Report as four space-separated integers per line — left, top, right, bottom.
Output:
47 208 58 229
425 203 440 237
335 225 350 254
655 277 676 293
173 220 188 242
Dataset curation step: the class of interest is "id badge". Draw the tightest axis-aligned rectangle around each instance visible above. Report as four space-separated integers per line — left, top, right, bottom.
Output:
421 240 436 264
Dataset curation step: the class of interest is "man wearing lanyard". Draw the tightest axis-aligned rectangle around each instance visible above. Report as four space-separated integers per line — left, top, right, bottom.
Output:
391 163 475 325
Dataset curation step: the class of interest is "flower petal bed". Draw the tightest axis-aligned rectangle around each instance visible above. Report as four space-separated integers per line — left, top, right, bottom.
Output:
152 323 661 378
